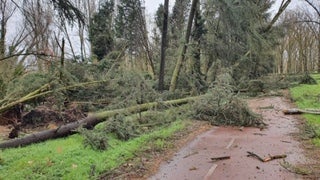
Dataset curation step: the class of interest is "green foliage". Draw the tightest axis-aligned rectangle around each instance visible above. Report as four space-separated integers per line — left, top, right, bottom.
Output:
77 101 189 150
203 0 278 84
78 128 109 151
0 120 188 179
105 114 140 141
115 0 145 54
192 85 263 127
170 0 191 47
299 73 317 85
290 74 320 146
89 0 115 60
5 73 52 98
0 78 6 99
155 4 165 33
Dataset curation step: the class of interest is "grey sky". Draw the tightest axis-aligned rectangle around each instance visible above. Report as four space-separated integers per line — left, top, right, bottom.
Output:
145 0 310 17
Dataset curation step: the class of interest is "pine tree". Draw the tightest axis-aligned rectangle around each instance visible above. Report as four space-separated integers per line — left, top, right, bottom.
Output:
88 1 115 60
203 0 277 82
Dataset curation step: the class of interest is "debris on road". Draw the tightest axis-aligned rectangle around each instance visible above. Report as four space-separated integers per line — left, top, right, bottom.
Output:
283 109 320 115
210 156 231 162
183 151 199 158
247 151 287 162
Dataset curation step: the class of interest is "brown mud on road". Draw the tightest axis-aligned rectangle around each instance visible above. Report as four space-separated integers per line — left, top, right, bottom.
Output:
150 96 311 180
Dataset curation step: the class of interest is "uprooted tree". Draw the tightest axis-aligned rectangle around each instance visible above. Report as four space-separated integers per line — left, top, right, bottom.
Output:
0 96 196 149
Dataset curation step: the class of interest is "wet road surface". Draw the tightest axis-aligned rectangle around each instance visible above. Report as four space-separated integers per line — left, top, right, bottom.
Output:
150 96 307 180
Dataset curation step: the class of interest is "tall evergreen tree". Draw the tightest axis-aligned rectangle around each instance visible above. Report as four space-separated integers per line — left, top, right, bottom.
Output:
115 0 143 54
170 0 191 48
89 1 114 60
115 0 154 75
158 0 169 91
203 0 277 82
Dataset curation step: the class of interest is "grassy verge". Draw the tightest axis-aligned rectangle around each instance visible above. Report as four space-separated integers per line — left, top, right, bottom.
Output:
0 120 190 179
290 74 320 146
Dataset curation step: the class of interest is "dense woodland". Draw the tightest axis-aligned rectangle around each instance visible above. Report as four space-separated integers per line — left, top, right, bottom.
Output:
0 0 319 143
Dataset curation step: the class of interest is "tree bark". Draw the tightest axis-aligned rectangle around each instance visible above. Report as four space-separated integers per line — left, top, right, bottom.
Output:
158 0 169 91
169 0 198 92
265 0 291 32
0 96 200 149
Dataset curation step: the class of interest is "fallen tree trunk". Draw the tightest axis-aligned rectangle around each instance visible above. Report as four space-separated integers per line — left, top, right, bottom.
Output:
0 96 199 149
283 109 320 115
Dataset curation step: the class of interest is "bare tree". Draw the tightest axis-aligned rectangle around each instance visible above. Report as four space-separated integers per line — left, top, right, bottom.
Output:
21 0 56 71
0 0 16 58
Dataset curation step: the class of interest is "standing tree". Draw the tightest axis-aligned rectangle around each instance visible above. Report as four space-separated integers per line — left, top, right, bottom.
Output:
115 0 154 76
170 0 191 49
0 0 16 58
202 0 279 84
169 0 198 92
89 0 115 60
158 0 169 91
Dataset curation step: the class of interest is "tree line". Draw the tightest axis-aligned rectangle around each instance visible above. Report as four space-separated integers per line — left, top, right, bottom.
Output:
0 0 319 97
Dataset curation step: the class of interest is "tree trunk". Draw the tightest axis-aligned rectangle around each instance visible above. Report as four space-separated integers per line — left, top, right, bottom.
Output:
169 0 198 92
158 0 169 91
0 96 200 149
265 0 291 32
0 11 5 58
60 38 65 80
318 29 320 73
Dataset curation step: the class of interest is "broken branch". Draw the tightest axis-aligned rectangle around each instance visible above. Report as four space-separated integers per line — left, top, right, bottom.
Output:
247 151 287 162
210 156 231 162
0 95 201 149
283 109 320 115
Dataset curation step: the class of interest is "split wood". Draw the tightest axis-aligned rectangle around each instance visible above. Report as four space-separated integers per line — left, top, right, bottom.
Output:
247 151 287 162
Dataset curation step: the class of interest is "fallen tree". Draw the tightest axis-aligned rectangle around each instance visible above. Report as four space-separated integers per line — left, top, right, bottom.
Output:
283 109 320 115
0 96 198 149
0 80 110 114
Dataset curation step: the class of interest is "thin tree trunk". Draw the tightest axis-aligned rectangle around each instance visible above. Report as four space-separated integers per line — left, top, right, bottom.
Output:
159 0 169 91
137 8 155 77
169 0 198 92
60 38 65 80
62 24 77 60
318 27 320 73
265 0 291 32
0 12 5 58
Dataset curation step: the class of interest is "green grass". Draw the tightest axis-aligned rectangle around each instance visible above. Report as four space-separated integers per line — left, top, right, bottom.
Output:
290 74 320 146
0 120 189 179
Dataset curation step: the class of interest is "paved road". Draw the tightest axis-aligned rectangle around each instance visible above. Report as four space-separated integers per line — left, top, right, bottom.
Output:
150 96 307 180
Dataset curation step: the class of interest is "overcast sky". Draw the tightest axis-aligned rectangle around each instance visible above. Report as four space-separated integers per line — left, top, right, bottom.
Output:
145 0 310 18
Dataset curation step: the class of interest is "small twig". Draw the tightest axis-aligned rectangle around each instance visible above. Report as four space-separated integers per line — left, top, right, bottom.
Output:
183 151 199 158
253 133 266 136
247 151 287 162
210 156 231 162
247 151 264 162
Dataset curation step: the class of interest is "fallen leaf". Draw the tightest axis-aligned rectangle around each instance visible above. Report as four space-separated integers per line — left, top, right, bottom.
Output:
57 147 63 154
